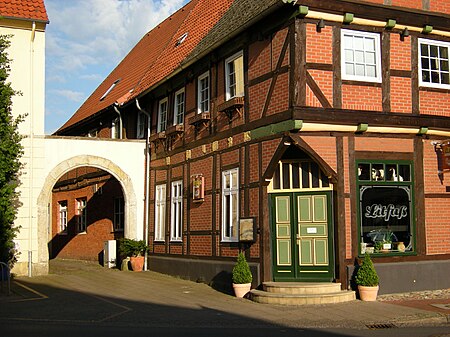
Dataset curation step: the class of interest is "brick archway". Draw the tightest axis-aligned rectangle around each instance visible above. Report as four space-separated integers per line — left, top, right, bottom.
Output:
35 155 138 274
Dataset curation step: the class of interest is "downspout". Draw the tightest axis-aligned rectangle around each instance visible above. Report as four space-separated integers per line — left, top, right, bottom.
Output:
28 21 36 277
136 98 151 271
113 103 123 139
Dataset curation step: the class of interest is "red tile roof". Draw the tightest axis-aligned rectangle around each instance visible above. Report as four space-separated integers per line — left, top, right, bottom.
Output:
0 0 48 22
57 0 235 133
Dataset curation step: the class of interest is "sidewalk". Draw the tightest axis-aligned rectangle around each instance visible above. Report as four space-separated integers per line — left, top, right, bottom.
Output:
1 259 449 330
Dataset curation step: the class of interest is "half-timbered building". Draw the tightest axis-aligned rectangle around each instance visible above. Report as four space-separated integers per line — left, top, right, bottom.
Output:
55 0 450 295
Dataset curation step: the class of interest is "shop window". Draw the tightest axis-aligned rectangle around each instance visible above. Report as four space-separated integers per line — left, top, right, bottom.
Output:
170 181 183 242
114 197 124 231
76 198 87 232
155 184 166 242
418 38 450 89
58 201 68 234
222 168 239 242
357 161 414 255
341 29 381 83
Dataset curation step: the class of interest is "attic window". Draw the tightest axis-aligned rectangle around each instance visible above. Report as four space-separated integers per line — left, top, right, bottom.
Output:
100 79 120 101
176 32 188 46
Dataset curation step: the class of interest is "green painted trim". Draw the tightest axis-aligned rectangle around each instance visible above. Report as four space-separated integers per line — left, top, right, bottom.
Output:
297 5 309 16
343 12 354 24
250 120 303 140
385 19 396 29
418 127 428 135
422 25 433 34
250 125 272 140
356 123 368 133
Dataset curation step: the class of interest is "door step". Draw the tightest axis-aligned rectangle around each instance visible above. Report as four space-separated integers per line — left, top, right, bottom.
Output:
249 282 356 305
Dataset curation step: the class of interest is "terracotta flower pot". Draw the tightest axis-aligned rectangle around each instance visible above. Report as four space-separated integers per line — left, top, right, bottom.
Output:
233 283 251 298
358 285 379 301
130 256 145 272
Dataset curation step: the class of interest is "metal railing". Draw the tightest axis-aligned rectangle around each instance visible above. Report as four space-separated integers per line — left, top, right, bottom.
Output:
0 262 11 296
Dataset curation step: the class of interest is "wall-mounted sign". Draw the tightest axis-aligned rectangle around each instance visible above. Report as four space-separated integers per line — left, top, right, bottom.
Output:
440 142 450 170
192 174 204 202
239 217 256 242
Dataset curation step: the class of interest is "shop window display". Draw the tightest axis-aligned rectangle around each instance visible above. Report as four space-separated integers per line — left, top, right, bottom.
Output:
357 161 414 255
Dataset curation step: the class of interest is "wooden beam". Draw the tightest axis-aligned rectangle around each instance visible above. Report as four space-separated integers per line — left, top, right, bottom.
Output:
381 31 391 113
306 71 332 108
332 26 342 109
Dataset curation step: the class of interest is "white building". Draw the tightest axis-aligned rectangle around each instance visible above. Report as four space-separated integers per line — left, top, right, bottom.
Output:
0 0 48 275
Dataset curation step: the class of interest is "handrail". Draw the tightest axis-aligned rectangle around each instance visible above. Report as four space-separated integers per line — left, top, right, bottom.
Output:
0 262 11 296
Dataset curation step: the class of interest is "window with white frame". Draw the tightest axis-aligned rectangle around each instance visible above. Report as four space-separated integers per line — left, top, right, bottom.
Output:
76 198 87 232
197 71 210 114
419 38 450 89
174 88 185 125
222 168 239 242
225 51 244 100
136 111 146 139
158 98 168 132
341 29 381 82
58 201 68 234
114 197 124 231
170 181 183 241
155 184 166 241
111 118 120 139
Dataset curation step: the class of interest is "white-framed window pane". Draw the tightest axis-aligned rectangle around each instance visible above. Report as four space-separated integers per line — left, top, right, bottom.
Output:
76 198 87 232
155 184 166 241
174 88 185 125
58 201 67 233
170 181 183 241
158 98 168 132
419 38 450 89
111 118 120 139
341 30 381 82
137 111 146 139
222 168 239 242
225 51 244 100
114 197 124 231
198 72 209 113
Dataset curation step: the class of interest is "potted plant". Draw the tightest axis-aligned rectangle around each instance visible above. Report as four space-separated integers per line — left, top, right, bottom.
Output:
355 253 379 301
232 252 252 297
119 238 148 272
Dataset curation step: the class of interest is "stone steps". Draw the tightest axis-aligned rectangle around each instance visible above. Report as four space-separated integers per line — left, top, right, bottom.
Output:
249 282 356 305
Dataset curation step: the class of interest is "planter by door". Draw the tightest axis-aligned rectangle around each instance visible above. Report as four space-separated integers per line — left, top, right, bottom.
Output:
358 285 379 301
130 256 145 272
233 283 251 298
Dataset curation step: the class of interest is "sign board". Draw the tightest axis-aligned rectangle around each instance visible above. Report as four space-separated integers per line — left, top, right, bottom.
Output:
441 142 450 170
239 218 256 242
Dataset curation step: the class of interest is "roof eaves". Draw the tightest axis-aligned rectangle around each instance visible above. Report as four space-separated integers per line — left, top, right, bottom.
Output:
127 0 284 106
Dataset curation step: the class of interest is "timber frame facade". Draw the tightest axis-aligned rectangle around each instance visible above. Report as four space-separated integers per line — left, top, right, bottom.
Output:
56 0 450 294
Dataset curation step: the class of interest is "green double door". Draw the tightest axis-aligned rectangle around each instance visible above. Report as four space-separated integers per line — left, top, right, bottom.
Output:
271 192 334 282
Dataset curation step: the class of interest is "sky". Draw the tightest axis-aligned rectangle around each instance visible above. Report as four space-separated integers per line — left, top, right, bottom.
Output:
44 0 188 134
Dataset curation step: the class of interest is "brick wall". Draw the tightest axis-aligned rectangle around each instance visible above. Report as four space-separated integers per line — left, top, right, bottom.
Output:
51 170 123 261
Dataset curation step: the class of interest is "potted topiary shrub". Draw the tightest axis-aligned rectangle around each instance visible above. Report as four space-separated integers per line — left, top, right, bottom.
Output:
232 252 253 298
119 238 148 272
355 253 379 301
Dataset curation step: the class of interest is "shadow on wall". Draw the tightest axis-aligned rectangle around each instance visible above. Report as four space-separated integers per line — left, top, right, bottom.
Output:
48 177 124 264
